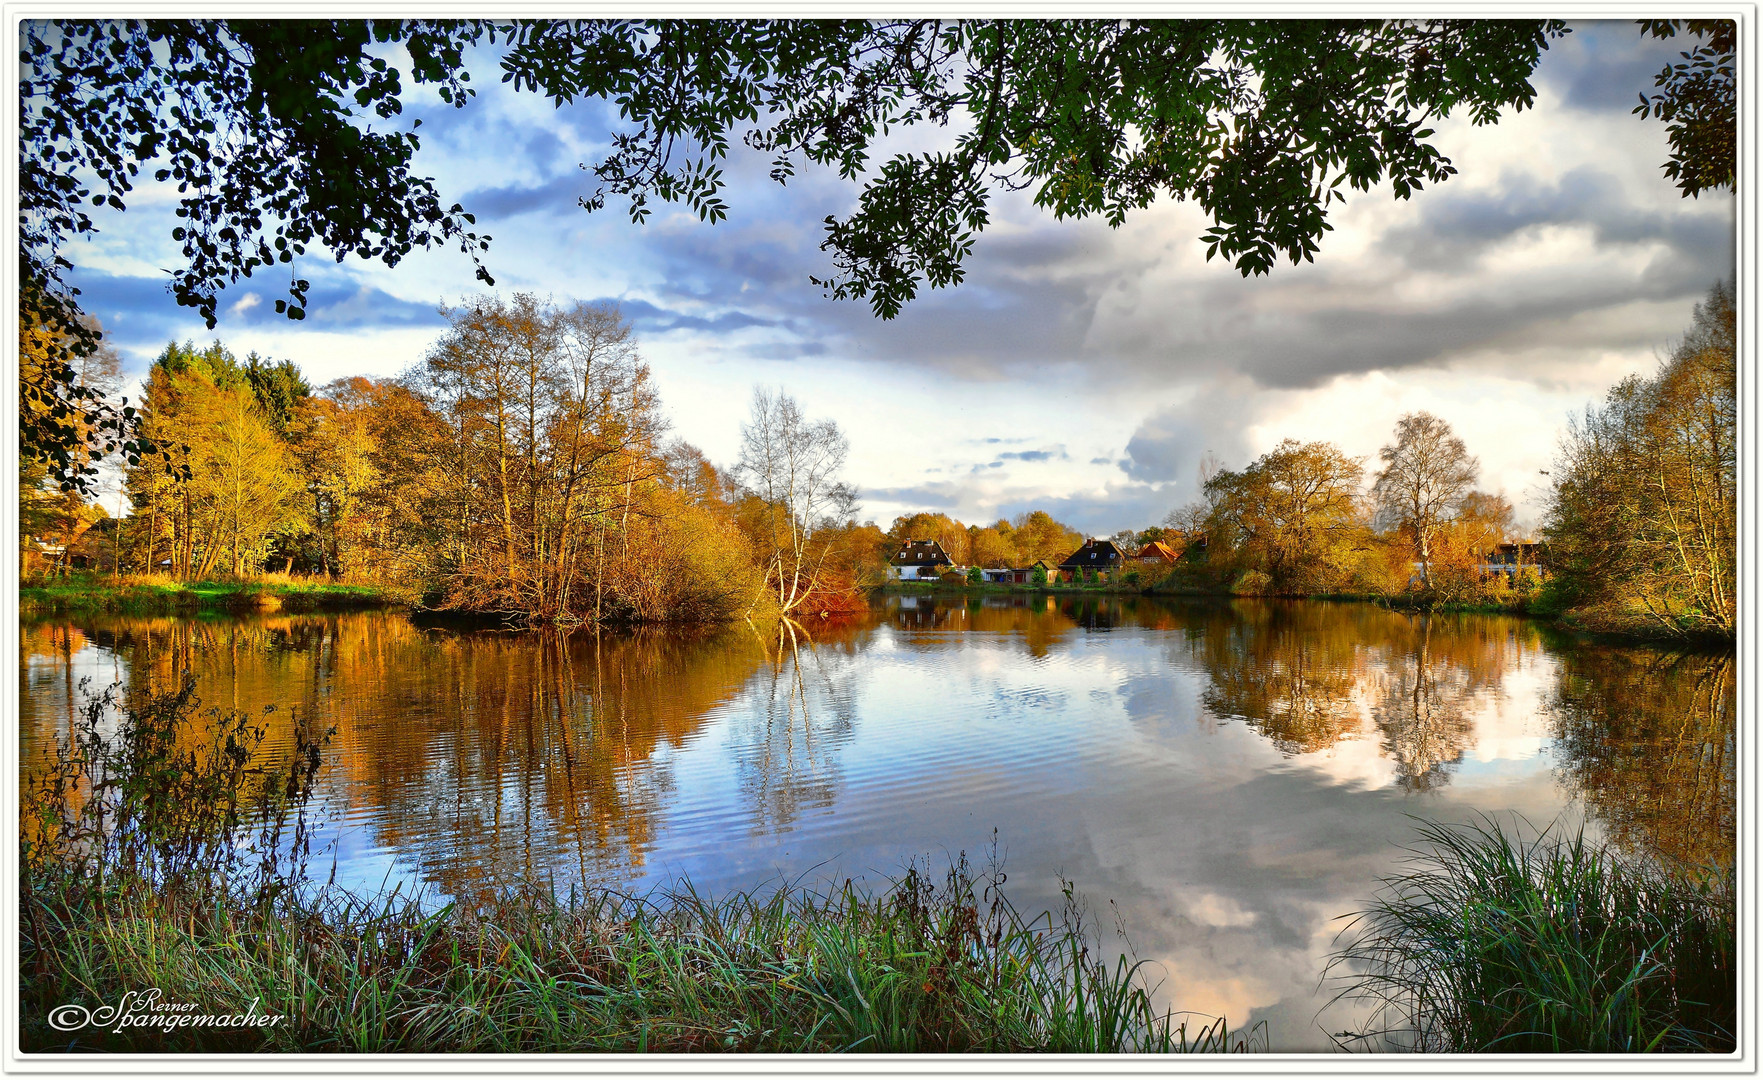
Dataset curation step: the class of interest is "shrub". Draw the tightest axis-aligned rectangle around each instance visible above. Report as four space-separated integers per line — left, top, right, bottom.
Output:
1329 817 1734 1053
1230 569 1274 596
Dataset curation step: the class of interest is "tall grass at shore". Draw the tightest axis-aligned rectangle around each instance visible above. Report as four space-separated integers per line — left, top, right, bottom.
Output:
1328 816 1734 1053
21 681 1250 1054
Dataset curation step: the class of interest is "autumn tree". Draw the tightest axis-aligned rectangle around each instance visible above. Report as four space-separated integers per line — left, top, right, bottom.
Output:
888 512 972 565
1371 412 1479 589
968 520 1019 568
127 342 304 577
1427 491 1515 602
203 391 305 574
417 295 667 620
735 388 857 615
19 312 123 570
1203 439 1367 592
1009 510 1085 566
287 378 387 575
1544 282 1735 636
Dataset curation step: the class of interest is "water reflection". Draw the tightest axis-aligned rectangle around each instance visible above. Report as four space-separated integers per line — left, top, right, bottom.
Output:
1181 602 1533 789
18 596 1734 1047
1193 602 1367 755
1365 615 1517 791
730 620 865 834
1548 647 1735 871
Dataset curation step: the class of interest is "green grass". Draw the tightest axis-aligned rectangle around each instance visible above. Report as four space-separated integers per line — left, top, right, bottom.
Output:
19 572 407 614
23 863 1259 1054
1327 816 1734 1053
20 680 1254 1055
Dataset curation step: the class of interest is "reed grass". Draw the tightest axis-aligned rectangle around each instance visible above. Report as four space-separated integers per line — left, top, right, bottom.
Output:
1327 816 1734 1053
21 681 1253 1055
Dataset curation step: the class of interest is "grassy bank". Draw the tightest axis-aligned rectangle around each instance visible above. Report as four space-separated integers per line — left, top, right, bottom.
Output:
20 681 1246 1055
24 863 1250 1054
19 572 411 615
1330 817 1734 1053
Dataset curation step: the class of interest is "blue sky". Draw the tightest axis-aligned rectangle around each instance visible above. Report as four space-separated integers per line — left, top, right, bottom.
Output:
66 20 1736 535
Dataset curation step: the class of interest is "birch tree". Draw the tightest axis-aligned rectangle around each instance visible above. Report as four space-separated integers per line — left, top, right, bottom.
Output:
1372 413 1480 589
735 388 855 615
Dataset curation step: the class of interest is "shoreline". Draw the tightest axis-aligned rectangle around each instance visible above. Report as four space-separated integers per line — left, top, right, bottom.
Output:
19 575 407 616
21 576 1732 650
877 581 1734 650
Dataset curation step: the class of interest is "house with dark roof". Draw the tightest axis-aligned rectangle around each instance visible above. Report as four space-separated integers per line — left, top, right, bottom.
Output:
888 538 955 580
1058 539 1126 581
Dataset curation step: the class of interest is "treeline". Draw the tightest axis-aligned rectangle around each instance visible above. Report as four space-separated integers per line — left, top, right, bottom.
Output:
21 284 1734 639
27 296 881 624
1162 417 1529 605
866 511 1094 570
1544 283 1735 638
1160 282 1736 640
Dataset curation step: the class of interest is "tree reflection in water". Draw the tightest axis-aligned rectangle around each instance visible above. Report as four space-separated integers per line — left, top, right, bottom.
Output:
19 614 781 902
727 618 863 835
1194 602 1366 755
1187 602 1524 789
1548 648 1734 872
1364 614 1514 791
19 602 1733 908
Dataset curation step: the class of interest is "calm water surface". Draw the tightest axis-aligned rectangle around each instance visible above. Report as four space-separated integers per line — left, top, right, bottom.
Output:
19 595 1734 1050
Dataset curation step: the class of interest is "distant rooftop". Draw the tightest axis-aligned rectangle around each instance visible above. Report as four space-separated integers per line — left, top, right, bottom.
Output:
891 539 953 566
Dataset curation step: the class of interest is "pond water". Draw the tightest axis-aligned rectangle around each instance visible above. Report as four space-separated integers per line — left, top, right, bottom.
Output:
18 595 1734 1051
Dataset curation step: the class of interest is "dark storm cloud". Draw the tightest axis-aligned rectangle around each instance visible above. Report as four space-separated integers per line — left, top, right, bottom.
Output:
1096 236 1731 394
1120 380 1260 499
1380 165 1732 270
575 185 1133 379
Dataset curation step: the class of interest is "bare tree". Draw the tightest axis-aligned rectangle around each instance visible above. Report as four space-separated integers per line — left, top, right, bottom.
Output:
1372 412 1479 589
735 388 852 615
